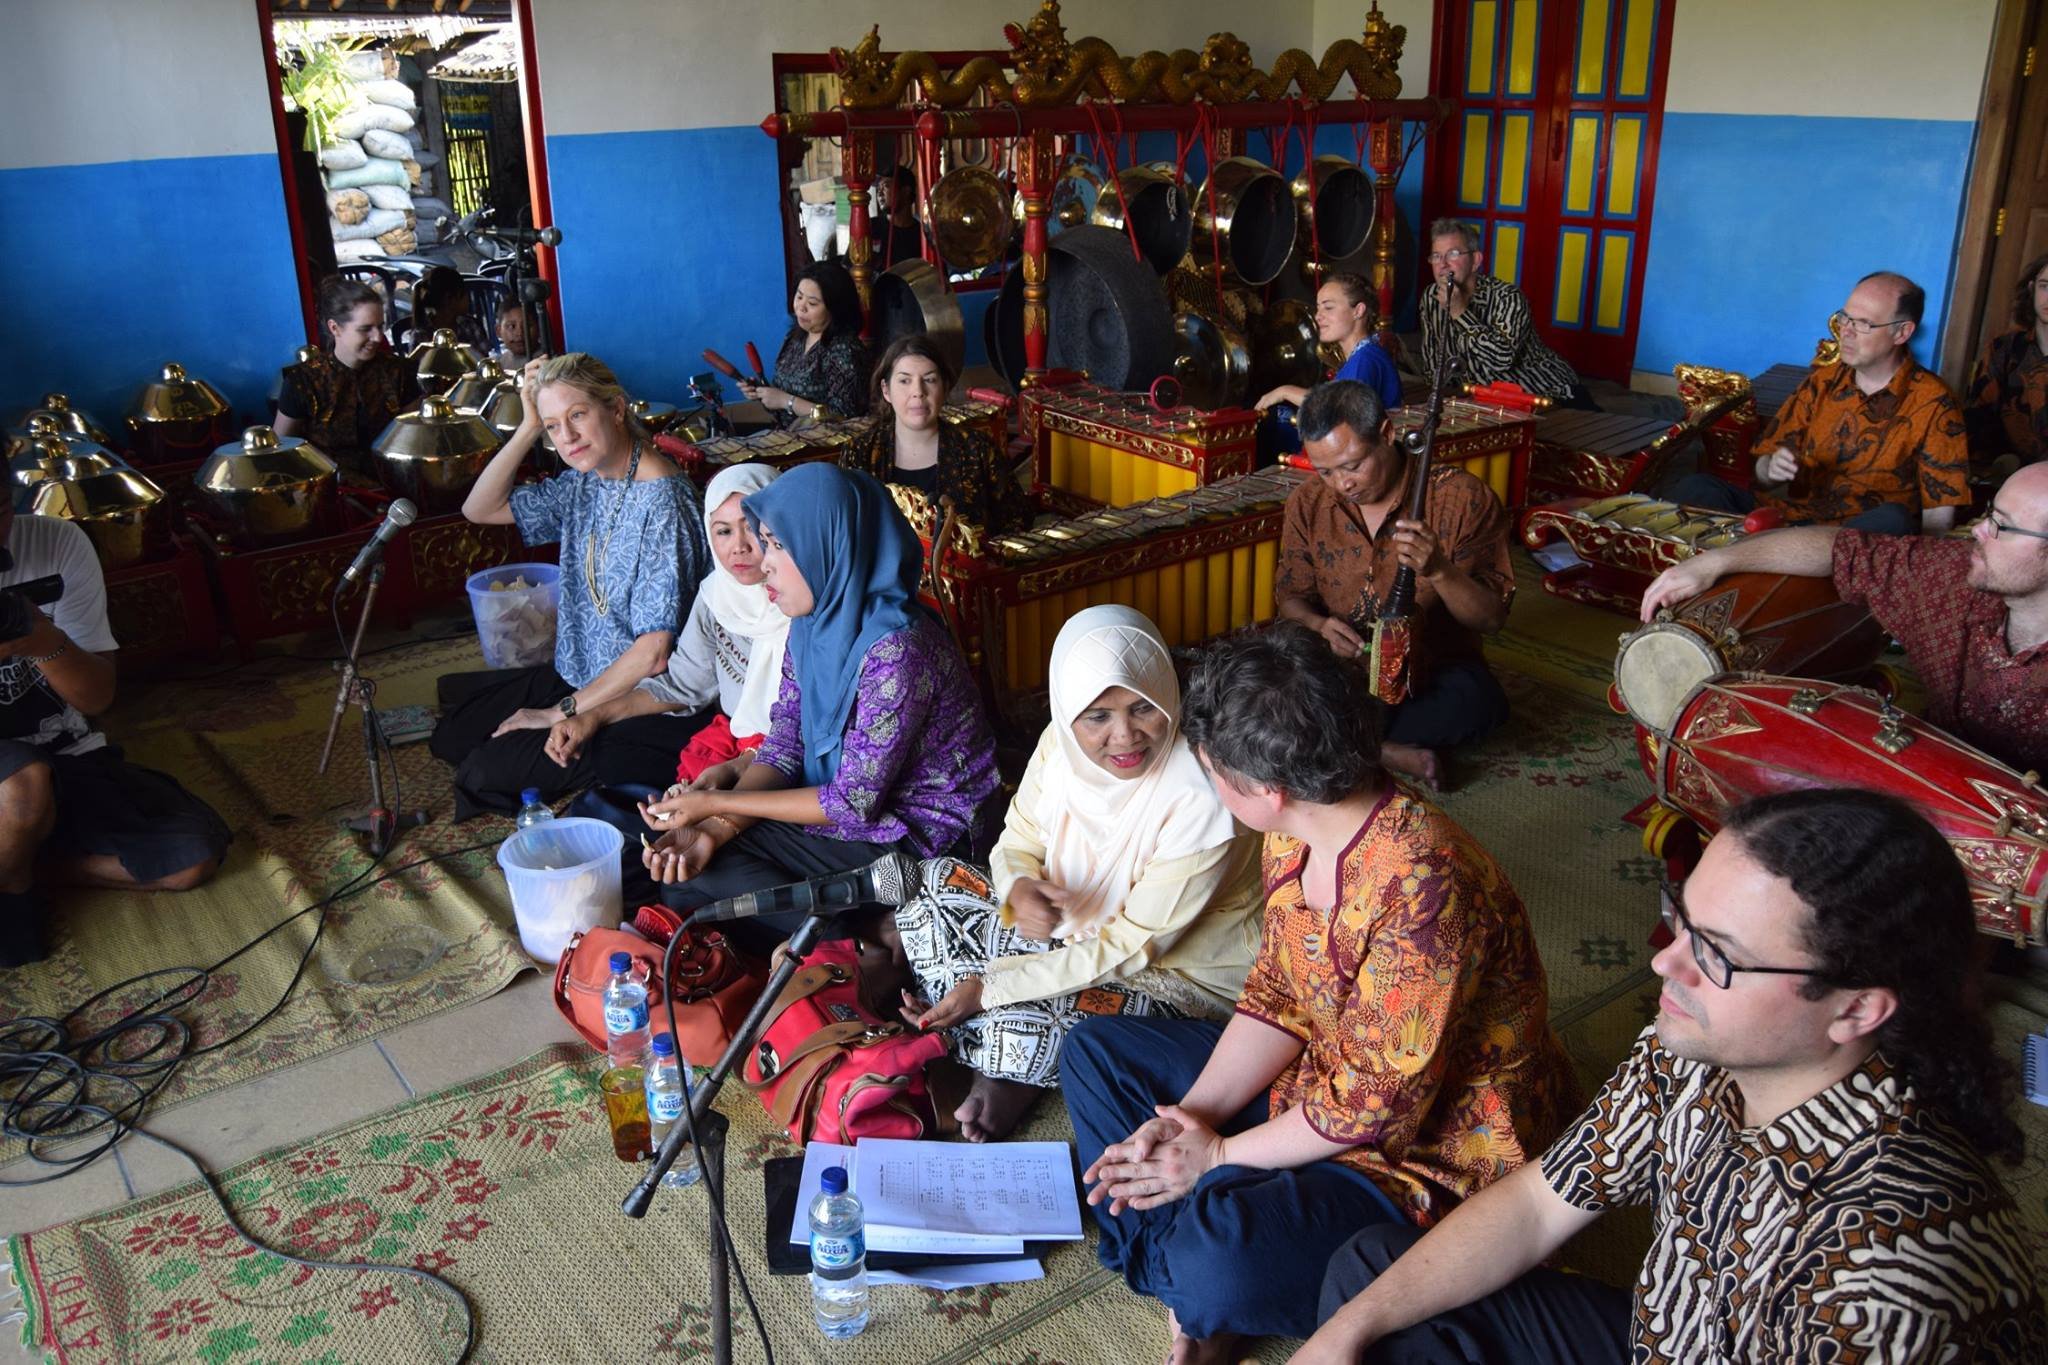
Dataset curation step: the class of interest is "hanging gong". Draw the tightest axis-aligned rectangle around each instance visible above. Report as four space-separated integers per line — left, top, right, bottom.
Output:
920 166 1014 272
1013 155 1108 239
1170 311 1252 412
1193 157 1295 288
870 259 967 377
1091 164 1193 275
1250 297 1324 395
1292 156 1376 262
988 225 1176 390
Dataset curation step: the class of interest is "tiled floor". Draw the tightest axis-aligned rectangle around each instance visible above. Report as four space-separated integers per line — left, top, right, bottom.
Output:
0 969 577 1356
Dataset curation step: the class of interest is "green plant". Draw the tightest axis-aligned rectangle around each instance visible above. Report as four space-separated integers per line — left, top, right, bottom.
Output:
275 25 375 151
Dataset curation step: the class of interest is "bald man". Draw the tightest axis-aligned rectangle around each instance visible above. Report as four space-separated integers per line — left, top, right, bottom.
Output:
1642 463 2048 774
1666 272 1970 535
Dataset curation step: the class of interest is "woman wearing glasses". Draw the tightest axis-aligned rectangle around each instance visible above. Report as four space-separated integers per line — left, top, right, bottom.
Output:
1638 459 2048 776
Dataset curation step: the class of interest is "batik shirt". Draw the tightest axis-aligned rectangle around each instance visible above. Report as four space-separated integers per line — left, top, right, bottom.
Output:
1751 357 1969 522
1235 789 1577 1224
841 419 1029 534
754 613 999 856
508 470 706 688
1541 1026 2045 1363
1964 325 2048 467
1419 274 1579 399
770 327 871 425
1275 463 1514 681
1830 530 2048 773
277 349 420 476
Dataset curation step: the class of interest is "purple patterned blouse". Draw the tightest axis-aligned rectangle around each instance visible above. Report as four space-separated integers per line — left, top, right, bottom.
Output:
755 614 998 855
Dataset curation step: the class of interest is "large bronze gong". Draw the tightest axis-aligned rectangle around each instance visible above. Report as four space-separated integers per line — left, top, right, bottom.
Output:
1091 163 1194 275
921 166 1014 272
1292 156 1376 261
988 225 1175 390
1193 157 1295 288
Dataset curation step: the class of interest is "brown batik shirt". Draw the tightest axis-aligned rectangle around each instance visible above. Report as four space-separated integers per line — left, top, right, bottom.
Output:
1541 1025 2045 1364
278 349 421 476
1963 325 2048 468
1751 357 1969 523
840 419 1028 535
1276 463 1514 679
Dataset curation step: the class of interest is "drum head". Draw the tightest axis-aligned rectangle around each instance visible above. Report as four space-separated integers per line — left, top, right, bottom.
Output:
1614 624 1723 732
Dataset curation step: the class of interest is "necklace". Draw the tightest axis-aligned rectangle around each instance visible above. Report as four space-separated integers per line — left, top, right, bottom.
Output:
583 441 644 617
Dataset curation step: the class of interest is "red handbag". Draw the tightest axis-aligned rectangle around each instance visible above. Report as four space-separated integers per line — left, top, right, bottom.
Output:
742 938 946 1145
553 905 768 1067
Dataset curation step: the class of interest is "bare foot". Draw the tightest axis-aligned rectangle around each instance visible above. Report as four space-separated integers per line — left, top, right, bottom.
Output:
952 1075 1043 1143
1164 1306 1239 1365
1381 741 1445 791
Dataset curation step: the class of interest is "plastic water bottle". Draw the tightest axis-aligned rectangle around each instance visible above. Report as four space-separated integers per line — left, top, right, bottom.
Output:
601 952 651 1068
642 1033 700 1190
808 1166 869 1337
514 788 554 829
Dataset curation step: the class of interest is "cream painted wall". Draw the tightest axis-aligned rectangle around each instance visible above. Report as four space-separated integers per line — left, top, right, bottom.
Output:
0 0 279 170
1664 0 1997 119
1311 0 1437 89
532 0 1318 136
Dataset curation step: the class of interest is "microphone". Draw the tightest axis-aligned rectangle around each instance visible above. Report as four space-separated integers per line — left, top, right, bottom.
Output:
689 852 921 923
341 499 418 585
479 224 563 247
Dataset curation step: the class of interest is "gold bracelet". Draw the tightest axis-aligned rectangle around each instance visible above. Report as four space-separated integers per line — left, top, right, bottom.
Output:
700 814 741 840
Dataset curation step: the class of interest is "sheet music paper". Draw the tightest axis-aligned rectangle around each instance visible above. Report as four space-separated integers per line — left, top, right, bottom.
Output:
788 1142 1025 1255
856 1139 1083 1241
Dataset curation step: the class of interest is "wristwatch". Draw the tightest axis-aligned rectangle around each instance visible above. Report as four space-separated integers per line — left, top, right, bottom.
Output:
556 694 578 718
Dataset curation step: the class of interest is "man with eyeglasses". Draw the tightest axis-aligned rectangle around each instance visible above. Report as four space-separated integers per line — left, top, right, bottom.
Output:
1668 271 1969 535
1298 788 2041 1365
1418 220 1593 410
1639 460 2048 774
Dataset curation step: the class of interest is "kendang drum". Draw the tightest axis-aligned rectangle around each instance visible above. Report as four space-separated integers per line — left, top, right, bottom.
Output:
1613 571 1886 733
1652 676 2046 945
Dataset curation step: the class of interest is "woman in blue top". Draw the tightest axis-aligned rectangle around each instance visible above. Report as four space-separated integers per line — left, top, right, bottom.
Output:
430 353 711 819
1255 272 1404 416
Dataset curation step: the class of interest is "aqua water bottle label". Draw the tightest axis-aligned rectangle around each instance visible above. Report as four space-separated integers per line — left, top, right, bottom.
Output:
811 1231 863 1270
605 1000 648 1034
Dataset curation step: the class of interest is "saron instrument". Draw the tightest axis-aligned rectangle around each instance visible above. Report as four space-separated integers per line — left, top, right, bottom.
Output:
1650 676 2046 945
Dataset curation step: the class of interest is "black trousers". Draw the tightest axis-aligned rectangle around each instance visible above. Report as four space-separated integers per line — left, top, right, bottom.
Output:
428 665 709 821
658 819 903 954
1386 657 1510 751
1318 1223 1632 1364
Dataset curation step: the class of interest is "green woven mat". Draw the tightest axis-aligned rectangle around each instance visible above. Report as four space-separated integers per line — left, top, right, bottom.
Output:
0 632 532 1151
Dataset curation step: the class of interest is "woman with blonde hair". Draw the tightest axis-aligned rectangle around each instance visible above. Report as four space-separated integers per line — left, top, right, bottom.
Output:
429 353 710 818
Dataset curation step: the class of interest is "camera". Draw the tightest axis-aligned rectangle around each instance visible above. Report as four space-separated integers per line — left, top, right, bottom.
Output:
0 548 64 644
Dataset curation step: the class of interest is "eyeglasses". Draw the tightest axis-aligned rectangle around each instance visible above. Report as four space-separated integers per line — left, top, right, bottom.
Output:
1828 310 1907 337
1979 508 2048 542
1426 249 1475 266
1658 883 1829 990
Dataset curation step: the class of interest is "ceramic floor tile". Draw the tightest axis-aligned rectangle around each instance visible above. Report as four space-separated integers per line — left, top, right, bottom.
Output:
112 1041 410 1202
0 1145 132 1237
373 968 584 1098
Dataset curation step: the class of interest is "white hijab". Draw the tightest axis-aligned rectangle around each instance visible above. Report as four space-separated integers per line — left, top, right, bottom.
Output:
1032 605 1241 937
700 463 790 737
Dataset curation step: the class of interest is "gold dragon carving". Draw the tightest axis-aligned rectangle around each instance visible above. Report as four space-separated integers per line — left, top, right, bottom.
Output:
832 1 1405 111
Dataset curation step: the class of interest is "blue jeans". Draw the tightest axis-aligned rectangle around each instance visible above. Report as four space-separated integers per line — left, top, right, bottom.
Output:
1062 1016 1405 1340
1666 473 1915 535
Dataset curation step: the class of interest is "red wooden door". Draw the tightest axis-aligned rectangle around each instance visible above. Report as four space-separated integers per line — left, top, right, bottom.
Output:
1427 0 1676 382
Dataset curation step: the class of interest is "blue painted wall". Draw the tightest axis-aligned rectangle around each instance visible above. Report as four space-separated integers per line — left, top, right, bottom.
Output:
1633 113 1974 378
0 155 305 425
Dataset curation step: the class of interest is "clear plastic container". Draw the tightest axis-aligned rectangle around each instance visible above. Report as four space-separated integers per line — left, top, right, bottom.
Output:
494 816 622 962
466 562 561 669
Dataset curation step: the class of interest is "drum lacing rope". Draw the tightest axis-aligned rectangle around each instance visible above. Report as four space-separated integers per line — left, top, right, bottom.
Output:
1082 98 1145 266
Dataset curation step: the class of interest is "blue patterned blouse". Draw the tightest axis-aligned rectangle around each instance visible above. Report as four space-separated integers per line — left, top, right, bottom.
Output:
509 470 708 688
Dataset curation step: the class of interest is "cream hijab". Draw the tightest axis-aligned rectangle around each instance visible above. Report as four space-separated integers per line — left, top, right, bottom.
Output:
1032 605 1241 936
700 463 789 737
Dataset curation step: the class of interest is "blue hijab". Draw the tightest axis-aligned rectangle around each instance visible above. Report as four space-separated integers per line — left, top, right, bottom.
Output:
741 463 922 785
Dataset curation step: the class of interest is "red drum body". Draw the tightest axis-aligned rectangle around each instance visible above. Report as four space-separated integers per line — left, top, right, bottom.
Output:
1612 572 1886 732
1654 676 2046 945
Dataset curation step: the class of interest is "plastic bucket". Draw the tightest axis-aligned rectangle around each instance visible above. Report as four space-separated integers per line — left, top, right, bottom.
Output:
467 562 561 670
495 817 623 962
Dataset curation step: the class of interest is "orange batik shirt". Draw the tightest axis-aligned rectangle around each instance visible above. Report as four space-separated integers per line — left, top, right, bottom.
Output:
1752 357 1969 523
1235 789 1578 1226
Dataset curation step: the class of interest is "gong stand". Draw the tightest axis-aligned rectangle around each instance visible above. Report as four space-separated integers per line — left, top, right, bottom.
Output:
759 1 1452 382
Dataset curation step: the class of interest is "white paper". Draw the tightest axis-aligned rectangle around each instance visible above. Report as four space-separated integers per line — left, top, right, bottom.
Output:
856 1139 1083 1241
870 1258 1046 1289
787 1142 1025 1255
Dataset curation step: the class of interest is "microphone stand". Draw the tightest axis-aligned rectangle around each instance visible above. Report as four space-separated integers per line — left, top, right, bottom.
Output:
323 564 428 857
623 910 835 1365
